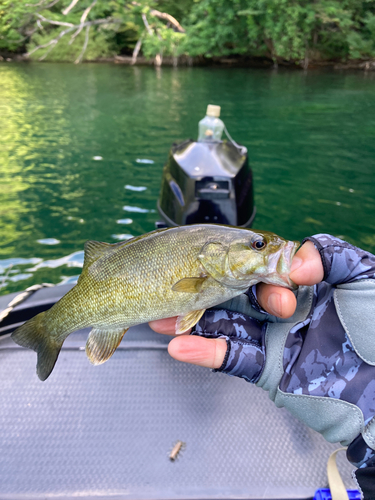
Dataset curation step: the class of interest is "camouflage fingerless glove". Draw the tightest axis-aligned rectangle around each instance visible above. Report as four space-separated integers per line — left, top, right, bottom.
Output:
192 234 375 471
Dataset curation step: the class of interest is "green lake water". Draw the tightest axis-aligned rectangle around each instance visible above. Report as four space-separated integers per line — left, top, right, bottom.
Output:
1 63 375 296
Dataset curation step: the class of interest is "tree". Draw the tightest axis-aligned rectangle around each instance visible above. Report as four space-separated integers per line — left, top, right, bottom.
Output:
184 0 375 67
0 0 188 63
1 0 374 65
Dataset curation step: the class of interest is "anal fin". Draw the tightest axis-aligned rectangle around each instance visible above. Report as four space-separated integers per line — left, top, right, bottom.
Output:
176 309 206 334
86 327 129 365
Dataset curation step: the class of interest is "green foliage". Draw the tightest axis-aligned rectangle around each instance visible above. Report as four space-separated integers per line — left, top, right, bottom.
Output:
1 0 375 63
183 0 250 57
155 0 196 23
183 0 375 62
0 0 35 52
142 26 186 59
28 28 114 62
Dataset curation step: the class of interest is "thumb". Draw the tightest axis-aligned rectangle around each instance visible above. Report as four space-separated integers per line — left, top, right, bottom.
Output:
289 240 324 286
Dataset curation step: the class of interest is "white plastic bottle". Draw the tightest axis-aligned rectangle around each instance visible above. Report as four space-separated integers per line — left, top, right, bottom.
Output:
198 104 225 142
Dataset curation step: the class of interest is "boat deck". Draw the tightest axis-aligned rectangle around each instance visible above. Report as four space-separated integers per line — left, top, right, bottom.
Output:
0 286 355 499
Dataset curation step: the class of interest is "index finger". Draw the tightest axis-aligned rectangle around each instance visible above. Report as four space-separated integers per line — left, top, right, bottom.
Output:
289 240 324 286
149 317 190 335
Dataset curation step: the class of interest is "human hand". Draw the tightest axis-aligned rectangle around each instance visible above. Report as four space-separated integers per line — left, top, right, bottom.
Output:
149 240 323 369
150 234 375 474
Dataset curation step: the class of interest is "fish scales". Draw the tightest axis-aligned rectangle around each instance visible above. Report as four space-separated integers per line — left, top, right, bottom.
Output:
83 226 230 325
11 224 299 380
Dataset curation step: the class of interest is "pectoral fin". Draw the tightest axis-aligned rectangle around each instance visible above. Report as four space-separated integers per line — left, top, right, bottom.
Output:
86 327 129 365
176 309 206 334
172 277 207 293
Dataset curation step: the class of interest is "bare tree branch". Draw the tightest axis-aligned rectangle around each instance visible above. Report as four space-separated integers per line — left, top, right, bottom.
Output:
62 0 80 16
36 13 74 27
141 12 163 66
24 0 184 66
132 2 185 33
69 0 97 44
26 0 59 6
38 40 58 60
26 18 120 58
131 37 143 64
141 13 153 36
154 53 162 66
41 0 61 9
79 0 97 23
26 0 53 6
149 8 185 33
74 24 90 63
27 25 72 56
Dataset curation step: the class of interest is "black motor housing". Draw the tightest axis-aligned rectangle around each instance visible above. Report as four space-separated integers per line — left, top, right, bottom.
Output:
157 139 255 227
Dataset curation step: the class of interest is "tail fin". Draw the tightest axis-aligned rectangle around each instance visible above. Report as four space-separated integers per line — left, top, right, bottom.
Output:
11 312 63 381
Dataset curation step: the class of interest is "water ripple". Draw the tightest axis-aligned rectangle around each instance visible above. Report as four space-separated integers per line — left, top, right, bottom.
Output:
37 238 60 245
136 159 154 164
59 275 79 285
123 205 150 213
0 258 42 273
125 185 147 192
1 64 375 296
28 251 84 271
111 234 133 240
117 218 133 224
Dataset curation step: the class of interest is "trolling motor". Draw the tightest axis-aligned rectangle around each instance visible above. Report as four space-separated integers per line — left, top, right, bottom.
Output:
156 105 255 228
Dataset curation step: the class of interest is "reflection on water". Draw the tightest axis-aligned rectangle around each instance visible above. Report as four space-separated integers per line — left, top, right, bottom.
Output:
117 218 133 224
123 205 153 213
111 234 134 240
0 63 375 295
37 238 60 245
0 257 42 270
125 185 147 192
27 251 84 271
136 159 155 164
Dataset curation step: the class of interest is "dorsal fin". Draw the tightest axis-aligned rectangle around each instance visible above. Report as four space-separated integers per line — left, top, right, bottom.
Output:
83 240 112 268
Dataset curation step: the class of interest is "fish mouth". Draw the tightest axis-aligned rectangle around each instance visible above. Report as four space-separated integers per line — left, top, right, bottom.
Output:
265 240 300 289
279 240 300 289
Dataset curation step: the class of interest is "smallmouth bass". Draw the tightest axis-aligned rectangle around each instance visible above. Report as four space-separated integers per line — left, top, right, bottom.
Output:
11 225 299 381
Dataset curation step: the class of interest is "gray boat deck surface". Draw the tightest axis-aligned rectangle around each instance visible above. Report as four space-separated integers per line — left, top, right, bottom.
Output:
0 286 356 499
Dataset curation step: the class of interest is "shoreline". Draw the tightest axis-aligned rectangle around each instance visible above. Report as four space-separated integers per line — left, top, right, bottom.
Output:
1 53 375 71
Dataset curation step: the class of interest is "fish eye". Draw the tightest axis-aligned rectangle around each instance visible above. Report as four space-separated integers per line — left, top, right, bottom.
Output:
251 238 267 251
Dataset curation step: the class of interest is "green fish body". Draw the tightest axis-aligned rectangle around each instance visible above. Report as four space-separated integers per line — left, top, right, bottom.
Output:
11 224 298 380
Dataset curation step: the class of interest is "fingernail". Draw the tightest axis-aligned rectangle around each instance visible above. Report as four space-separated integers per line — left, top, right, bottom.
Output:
290 256 303 274
267 293 282 317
